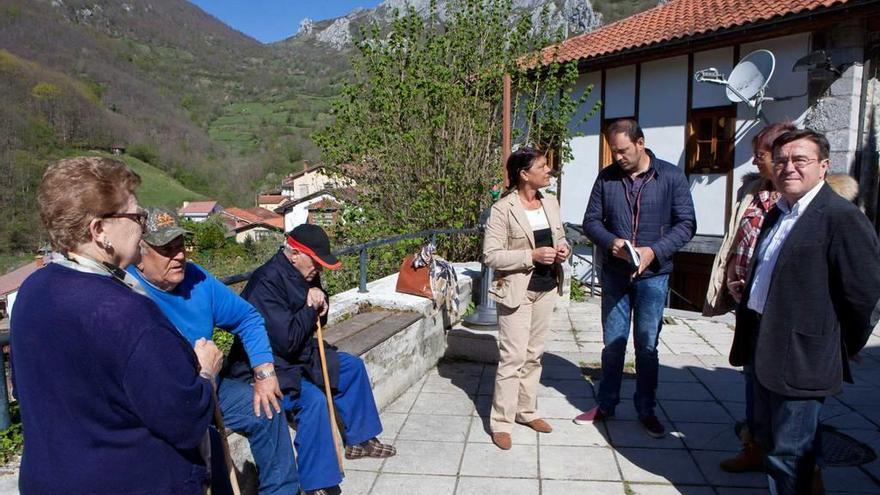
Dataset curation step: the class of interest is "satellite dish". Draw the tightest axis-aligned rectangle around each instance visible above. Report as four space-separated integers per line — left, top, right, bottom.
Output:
726 50 775 104
694 49 776 120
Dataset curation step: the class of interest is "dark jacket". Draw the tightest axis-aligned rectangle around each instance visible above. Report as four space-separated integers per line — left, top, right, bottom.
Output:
225 250 338 396
11 263 213 494
582 150 697 277
732 184 880 397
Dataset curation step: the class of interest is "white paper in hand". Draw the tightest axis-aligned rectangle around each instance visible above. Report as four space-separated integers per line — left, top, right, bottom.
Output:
622 240 641 271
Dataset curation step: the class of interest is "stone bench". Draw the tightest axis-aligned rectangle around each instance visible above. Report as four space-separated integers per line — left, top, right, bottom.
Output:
324 309 422 356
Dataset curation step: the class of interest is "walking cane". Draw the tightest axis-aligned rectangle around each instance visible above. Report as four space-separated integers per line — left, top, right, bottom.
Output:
316 316 345 476
211 387 242 495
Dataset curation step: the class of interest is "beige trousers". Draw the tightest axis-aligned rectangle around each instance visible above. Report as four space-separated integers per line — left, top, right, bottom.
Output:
490 289 559 433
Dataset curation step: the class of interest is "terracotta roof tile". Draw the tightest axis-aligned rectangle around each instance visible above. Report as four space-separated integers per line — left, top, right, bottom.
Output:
543 0 852 64
178 201 219 215
257 194 285 204
0 260 43 297
222 207 282 227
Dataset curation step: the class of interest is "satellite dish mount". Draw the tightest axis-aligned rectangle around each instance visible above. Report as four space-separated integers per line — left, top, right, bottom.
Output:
694 49 776 121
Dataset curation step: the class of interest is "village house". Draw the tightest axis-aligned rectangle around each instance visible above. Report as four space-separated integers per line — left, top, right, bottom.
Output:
547 0 880 309
275 188 357 232
256 193 286 211
280 161 352 200
220 207 285 244
178 200 223 223
0 257 46 319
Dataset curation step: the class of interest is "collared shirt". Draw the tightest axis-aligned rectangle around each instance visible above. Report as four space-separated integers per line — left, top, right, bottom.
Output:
625 167 653 205
747 180 825 315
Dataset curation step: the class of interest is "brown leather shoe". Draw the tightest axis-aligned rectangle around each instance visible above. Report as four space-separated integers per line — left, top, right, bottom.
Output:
720 436 764 472
491 432 512 450
516 418 553 433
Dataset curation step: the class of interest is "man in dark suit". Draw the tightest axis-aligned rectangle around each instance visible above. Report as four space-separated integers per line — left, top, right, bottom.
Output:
732 129 880 494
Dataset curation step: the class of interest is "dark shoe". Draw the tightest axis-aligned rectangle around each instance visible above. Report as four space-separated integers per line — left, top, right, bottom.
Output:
491 432 512 450
345 438 396 459
640 415 666 438
573 406 613 425
720 437 764 472
516 418 553 433
305 486 341 495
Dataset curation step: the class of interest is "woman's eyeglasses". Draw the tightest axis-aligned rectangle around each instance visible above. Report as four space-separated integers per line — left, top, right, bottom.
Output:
103 210 148 231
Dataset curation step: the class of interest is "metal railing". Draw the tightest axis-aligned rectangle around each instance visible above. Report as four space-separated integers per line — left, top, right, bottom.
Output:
221 227 481 292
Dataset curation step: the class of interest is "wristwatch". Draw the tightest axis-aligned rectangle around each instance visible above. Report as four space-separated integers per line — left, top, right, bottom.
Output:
254 368 276 381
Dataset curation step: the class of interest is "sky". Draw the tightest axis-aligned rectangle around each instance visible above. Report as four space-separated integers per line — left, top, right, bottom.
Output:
189 0 384 44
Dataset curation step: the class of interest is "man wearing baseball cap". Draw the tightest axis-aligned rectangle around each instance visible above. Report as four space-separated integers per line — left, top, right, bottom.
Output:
225 224 395 495
127 207 299 495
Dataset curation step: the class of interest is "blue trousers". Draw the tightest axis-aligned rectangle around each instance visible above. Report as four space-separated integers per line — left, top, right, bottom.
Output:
217 377 299 495
752 378 824 495
597 270 669 418
283 352 383 491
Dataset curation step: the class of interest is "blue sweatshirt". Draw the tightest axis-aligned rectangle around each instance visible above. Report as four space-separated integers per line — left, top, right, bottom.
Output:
128 262 274 368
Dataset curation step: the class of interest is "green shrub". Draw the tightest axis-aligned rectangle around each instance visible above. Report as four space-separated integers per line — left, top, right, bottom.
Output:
0 402 23 464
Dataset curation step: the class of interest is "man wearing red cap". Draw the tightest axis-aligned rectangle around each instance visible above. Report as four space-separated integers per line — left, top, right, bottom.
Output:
225 224 395 495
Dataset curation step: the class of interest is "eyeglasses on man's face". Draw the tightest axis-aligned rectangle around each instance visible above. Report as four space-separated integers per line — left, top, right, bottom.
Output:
103 209 148 232
772 156 821 171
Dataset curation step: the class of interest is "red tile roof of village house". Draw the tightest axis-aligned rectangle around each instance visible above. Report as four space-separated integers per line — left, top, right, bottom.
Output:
178 201 219 215
542 0 851 65
232 218 285 233
0 259 43 297
258 194 286 204
222 207 281 226
307 198 342 210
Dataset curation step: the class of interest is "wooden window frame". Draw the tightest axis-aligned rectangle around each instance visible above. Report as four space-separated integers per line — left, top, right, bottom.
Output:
686 105 737 175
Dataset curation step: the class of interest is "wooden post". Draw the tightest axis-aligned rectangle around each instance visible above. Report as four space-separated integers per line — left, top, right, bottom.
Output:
316 318 345 475
502 72 512 188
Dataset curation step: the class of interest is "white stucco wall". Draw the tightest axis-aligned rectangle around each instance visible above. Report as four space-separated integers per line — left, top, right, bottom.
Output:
5 291 17 319
639 55 689 168
604 65 636 119
693 47 736 109
283 194 336 232
561 71 602 225
690 47 737 235
732 33 810 208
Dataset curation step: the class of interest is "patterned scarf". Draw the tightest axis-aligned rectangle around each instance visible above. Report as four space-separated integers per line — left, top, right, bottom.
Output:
731 188 780 281
49 251 148 297
412 244 459 315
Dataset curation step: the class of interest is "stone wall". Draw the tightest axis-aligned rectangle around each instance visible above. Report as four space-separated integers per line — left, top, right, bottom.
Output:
803 19 866 174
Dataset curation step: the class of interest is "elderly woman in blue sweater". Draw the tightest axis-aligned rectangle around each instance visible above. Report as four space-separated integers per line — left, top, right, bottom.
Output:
11 156 223 494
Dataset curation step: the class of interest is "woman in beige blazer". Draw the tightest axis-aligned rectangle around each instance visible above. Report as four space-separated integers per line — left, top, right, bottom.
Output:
482 147 570 450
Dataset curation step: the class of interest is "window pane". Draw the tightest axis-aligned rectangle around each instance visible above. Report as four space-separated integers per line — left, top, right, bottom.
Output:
698 117 713 138
697 142 714 166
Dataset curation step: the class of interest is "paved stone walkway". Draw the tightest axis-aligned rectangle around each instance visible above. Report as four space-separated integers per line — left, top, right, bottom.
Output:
3 299 880 494
338 300 880 495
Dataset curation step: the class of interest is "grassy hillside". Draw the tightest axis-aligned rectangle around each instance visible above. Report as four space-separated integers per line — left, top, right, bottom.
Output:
85 152 206 208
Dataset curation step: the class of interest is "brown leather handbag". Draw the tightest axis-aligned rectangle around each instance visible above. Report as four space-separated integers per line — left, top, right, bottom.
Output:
395 254 433 299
